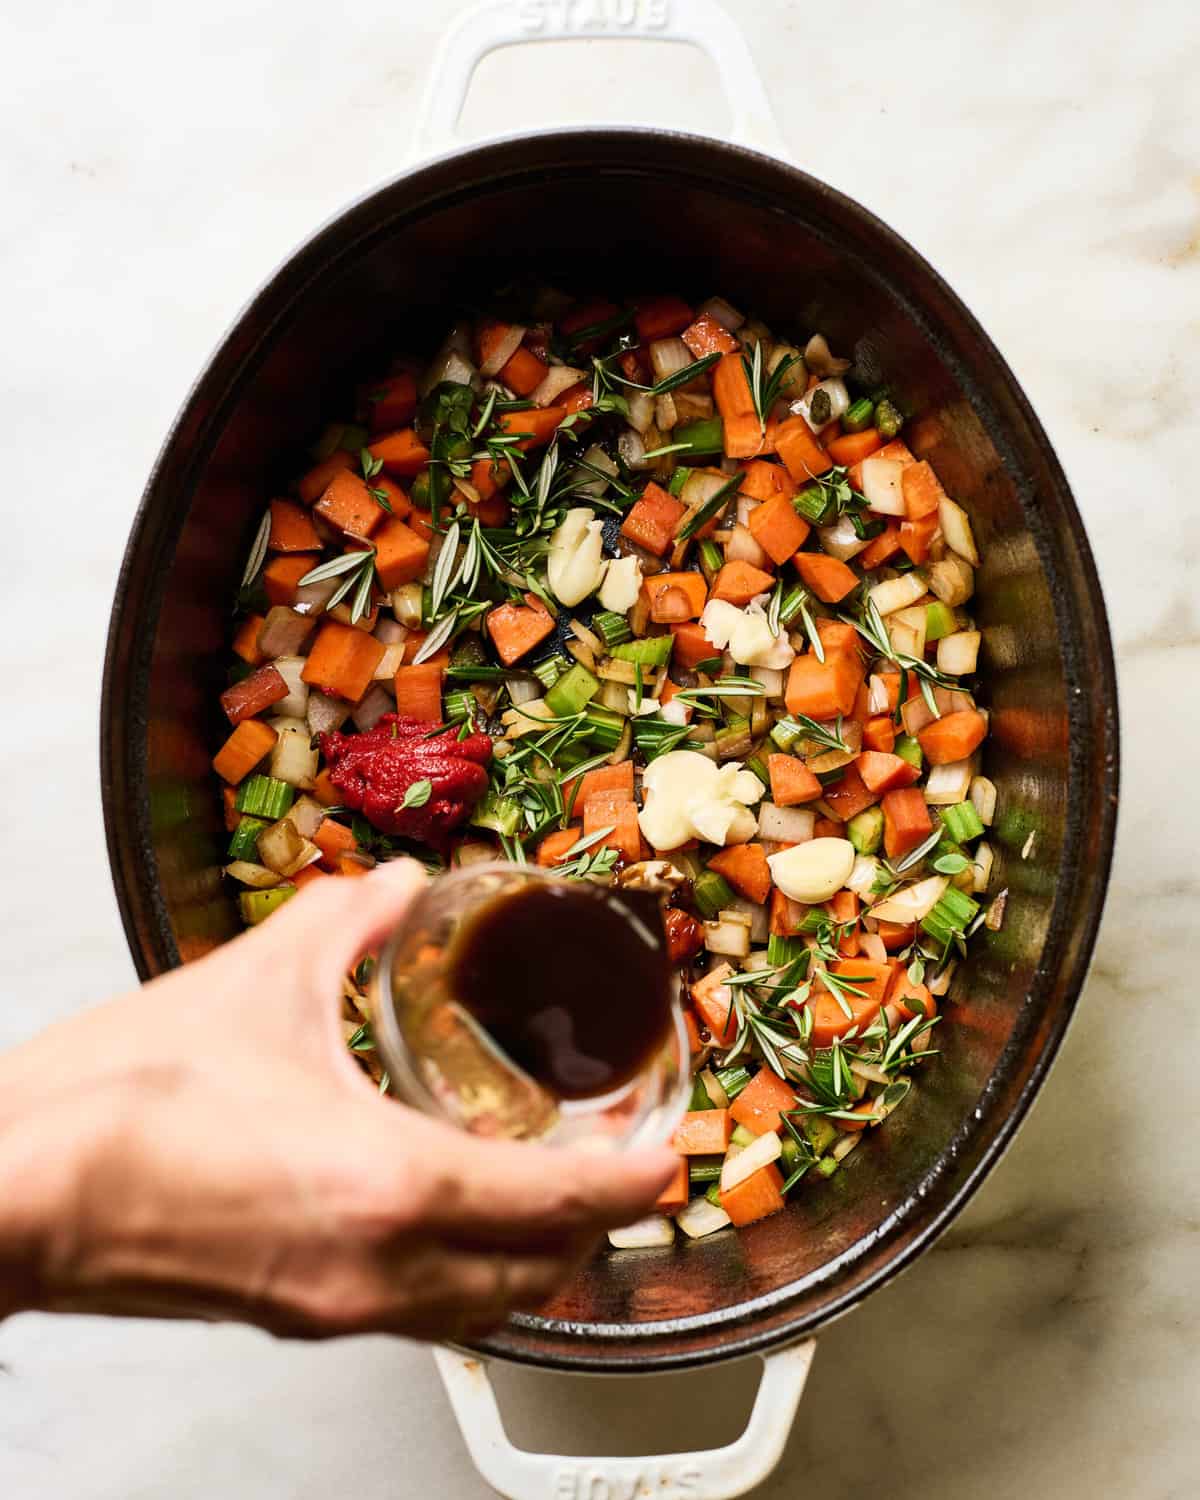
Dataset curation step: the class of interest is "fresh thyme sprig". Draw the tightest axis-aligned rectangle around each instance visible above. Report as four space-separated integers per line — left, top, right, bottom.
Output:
359 448 393 511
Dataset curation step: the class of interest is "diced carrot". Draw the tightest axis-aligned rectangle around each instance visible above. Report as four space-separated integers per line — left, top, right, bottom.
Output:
368 428 431 477
621 481 687 557
918 709 987 765
768 754 822 807
469 456 504 502
301 621 386 702
670 620 717 670
297 450 354 505
222 785 239 830
901 460 947 520
366 371 418 433
775 414 832 482
476 320 522 369
707 843 771 905
862 715 897 753
815 620 863 662
722 411 775 461
268 498 322 553
486 592 556 665
263 554 318 607
720 1163 785 1226
738 459 792 503
681 312 740 358
643 571 709 623
899 512 939 565
887 966 937 1021
290 864 329 891
311 768 340 807
536 826 582 868
373 517 431 590
620 348 652 384
499 345 549 397
671 1109 733 1156
212 718 278 783
372 476 412 519
792 552 858 604
857 522 903 571
315 471 383 539
848 437 914 491
583 789 641 864
573 760 634 812
825 428 884 467
558 382 593 415
498 406 565 451
635 294 694 342
785 652 863 720
392 662 445 722
690 968 738 1047
730 1070 797 1137
876 919 916 951
313 817 357 871
835 1098 880 1133
856 751 921 794
711 560 775 607
769 887 805 936
747 491 810 565
828 888 861 956
655 1157 690 1214
220 665 288 726
406 509 436 543
232 613 267 666
712 350 754 420
810 958 893 1044
813 817 841 839
822 763 880 822
881 787 933 858
333 853 370 878
400 630 451 668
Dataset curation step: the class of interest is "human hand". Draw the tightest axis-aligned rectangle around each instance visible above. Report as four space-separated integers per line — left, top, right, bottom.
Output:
0 861 677 1340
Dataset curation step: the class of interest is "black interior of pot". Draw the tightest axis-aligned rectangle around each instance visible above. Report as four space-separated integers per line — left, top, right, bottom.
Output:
102 132 1117 1371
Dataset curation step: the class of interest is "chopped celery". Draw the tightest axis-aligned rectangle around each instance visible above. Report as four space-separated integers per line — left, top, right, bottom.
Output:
532 653 569 691
693 869 735 919
594 610 633 649
714 716 752 761
582 704 624 750
780 1135 808 1176
239 886 297 925
674 416 724 455
767 933 806 966
797 906 828 934
924 601 957 642
794 485 835 525
668 467 690 496
941 800 985 844
689 1077 715 1111
689 1157 724 1185
847 805 884 854
235 775 295 820
698 539 724 580
894 733 923 770
730 1123 756 1149
817 1156 839 1178
921 886 980 944
875 398 904 440
744 752 771 788
770 719 805 753
544 662 599 717
800 1114 837 1155
714 1064 752 1100
443 689 476 724
705 1181 724 1207
612 635 673 667
469 791 524 838
841 397 875 434
228 816 270 862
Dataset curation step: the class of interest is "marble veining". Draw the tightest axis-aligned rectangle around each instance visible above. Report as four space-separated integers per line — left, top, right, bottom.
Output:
1 0 1197 1496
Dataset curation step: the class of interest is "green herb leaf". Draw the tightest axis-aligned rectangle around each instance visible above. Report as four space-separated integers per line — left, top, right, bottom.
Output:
399 779 433 811
677 471 742 540
240 511 272 590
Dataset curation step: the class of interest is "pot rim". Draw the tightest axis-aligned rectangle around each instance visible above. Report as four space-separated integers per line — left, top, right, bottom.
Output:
101 127 1120 1372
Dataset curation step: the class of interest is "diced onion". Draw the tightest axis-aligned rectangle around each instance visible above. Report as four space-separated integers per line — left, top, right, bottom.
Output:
757 803 815 844
867 674 891 714
699 295 745 331
293 574 339 617
870 875 948 925
751 665 784 700
928 960 957 996
655 392 678 431
272 655 310 719
900 693 934 736
618 427 649 470
680 470 730 511
868 572 927 617
818 515 872 562
373 643 405 683
373 617 408 645
970 775 997 826
890 605 928 658
832 1133 861 1163
286 795 326 840
720 1129 781 1191
700 1067 730 1109
924 759 974 804
478 322 525 376
649 337 693 383
736 495 760 527
505 675 540 706
575 444 618 498
723 896 769 944
531 364 585 407
860 457 908 515
224 860 281 889
803 333 851 377
972 841 995 893
928 554 975 607
938 496 980 565
704 918 751 958
391 583 424 628
349 684 391 732
675 1198 732 1239
859 931 888 964
937 630 981 676
797 378 850 432
846 854 881 898
627 391 656 434
259 607 313 659
608 1215 676 1250
725 523 769 569
269 724 318 788
306 690 350 737
256 816 306 875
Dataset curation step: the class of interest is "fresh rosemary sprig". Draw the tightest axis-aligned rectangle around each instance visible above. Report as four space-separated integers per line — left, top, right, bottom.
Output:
298 547 379 625
842 593 959 689
776 713 849 755
742 343 802 432
676 471 742 541
240 511 272 590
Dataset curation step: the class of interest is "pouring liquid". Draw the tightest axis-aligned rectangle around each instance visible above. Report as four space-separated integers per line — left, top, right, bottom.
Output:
446 880 672 1102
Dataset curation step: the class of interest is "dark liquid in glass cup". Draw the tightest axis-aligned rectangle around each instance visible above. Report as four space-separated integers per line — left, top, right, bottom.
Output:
371 864 689 1147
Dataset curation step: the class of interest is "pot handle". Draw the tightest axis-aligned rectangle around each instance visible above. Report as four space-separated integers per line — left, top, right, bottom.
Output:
433 1339 815 1500
411 0 787 161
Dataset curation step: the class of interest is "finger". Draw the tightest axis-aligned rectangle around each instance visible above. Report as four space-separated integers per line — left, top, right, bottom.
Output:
381 1248 578 1343
402 1122 679 1246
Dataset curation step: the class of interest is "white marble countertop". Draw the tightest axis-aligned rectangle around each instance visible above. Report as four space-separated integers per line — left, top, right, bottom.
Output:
1 1 1196 1495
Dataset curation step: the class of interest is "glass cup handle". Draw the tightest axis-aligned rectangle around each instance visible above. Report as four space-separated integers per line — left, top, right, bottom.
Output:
433 1339 816 1499
410 0 788 161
